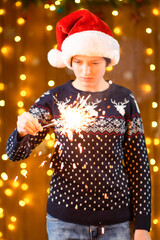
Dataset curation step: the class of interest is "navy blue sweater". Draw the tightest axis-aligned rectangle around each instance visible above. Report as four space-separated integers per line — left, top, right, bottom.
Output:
6 80 151 231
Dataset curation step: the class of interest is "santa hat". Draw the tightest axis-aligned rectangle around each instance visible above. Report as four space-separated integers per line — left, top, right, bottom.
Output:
47 9 120 69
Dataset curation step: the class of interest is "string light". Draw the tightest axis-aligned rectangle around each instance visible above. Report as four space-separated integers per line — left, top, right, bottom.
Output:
146 28 152 34
150 64 156 71
20 74 26 80
15 1 22 7
153 166 159 172
17 101 24 108
112 10 119 16
113 27 122 35
50 4 56 11
152 102 158 108
0 83 5 91
21 183 29 191
0 9 6 15
145 48 153 55
2 154 8 160
1 172 8 181
19 200 26 207
10 216 17 222
152 121 158 128
44 4 50 9
4 188 13 196
19 56 26 62
17 17 25 25
152 8 159 16
8 224 15 230
46 25 53 31
150 158 156 165
0 26 3 33
153 219 158 224
0 100 5 107
55 0 61 5
20 163 27 169
14 36 21 42
20 90 27 97
48 80 55 87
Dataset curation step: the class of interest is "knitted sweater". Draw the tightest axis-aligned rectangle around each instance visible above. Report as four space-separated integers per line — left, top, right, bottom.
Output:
6 80 151 231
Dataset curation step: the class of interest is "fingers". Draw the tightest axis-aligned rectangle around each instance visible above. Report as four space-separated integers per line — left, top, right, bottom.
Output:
17 112 43 137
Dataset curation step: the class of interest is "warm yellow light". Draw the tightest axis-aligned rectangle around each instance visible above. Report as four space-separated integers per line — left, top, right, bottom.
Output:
18 108 25 115
152 121 158 128
17 101 24 108
0 83 5 90
13 181 19 188
0 179 4 187
146 28 152 34
10 216 17 222
1 172 8 181
19 200 26 207
15 1 22 7
20 162 27 169
48 80 55 87
14 36 21 42
24 198 30 204
20 74 26 80
152 102 158 108
145 138 151 145
46 25 53 31
47 188 50 194
44 4 50 9
0 26 3 33
17 17 25 25
153 166 159 172
145 48 153 55
0 213 4 218
112 10 118 16
0 208 3 214
2 154 8 160
19 56 26 62
45 134 51 140
75 0 81 3
0 232 3 237
51 133 55 140
0 100 5 107
154 138 160 145
21 183 28 191
20 90 27 97
150 158 156 165
0 9 6 15
50 4 56 11
142 84 151 93
1 47 8 55
47 139 54 148
106 66 113 72
21 169 27 177
150 64 156 71
5 188 13 196
55 0 61 5
152 8 159 16
113 27 122 35
8 224 15 230
153 218 158 224
47 169 53 176
54 44 57 49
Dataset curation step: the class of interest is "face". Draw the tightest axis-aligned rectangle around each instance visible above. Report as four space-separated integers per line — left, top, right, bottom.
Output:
72 55 107 91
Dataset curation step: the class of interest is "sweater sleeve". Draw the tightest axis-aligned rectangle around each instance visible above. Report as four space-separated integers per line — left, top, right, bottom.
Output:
123 93 151 231
6 90 53 161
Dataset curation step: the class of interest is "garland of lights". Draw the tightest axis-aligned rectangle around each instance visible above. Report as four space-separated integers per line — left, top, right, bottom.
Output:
10 0 151 10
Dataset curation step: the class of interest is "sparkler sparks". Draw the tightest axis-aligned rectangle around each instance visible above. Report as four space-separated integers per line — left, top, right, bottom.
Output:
43 94 99 141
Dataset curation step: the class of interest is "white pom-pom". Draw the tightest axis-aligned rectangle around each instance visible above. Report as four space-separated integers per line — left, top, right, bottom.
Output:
47 49 66 68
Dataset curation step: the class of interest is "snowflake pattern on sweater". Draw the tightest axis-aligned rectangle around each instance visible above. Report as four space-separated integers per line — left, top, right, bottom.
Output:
6 80 151 231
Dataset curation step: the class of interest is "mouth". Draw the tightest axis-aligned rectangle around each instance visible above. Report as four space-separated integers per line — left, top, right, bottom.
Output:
80 77 93 81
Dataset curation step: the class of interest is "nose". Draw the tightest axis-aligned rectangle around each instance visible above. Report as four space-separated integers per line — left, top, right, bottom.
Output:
82 63 91 76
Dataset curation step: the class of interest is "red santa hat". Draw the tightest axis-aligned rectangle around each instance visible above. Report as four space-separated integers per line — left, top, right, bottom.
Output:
47 9 120 69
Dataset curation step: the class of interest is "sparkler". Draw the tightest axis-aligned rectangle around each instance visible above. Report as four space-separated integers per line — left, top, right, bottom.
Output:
43 94 99 142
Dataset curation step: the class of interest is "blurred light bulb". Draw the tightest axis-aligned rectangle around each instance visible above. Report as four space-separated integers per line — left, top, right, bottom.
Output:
46 25 53 31
146 28 152 34
17 17 25 25
48 80 55 87
112 10 118 16
20 74 26 80
19 56 26 62
152 102 158 108
1 172 8 181
14 36 21 42
2 154 8 160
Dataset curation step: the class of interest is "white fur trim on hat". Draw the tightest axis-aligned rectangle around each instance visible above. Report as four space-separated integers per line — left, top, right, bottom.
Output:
47 49 66 68
61 30 120 69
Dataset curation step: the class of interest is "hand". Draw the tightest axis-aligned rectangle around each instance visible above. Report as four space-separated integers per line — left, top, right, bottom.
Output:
134 229 151 240
17 112 43 137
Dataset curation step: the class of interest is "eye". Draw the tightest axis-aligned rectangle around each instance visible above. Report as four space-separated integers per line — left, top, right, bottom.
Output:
92 62 99 65
73 59 81 64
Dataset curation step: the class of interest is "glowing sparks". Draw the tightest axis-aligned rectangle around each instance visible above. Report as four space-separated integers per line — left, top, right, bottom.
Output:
39 161 47 167
14 176 18 182
43 94 99 141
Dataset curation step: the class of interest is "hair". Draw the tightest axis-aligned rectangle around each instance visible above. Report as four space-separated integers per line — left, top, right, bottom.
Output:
104 58 111 67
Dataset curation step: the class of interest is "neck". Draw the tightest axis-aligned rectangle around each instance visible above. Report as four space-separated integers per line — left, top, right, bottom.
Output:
72 79 110 92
